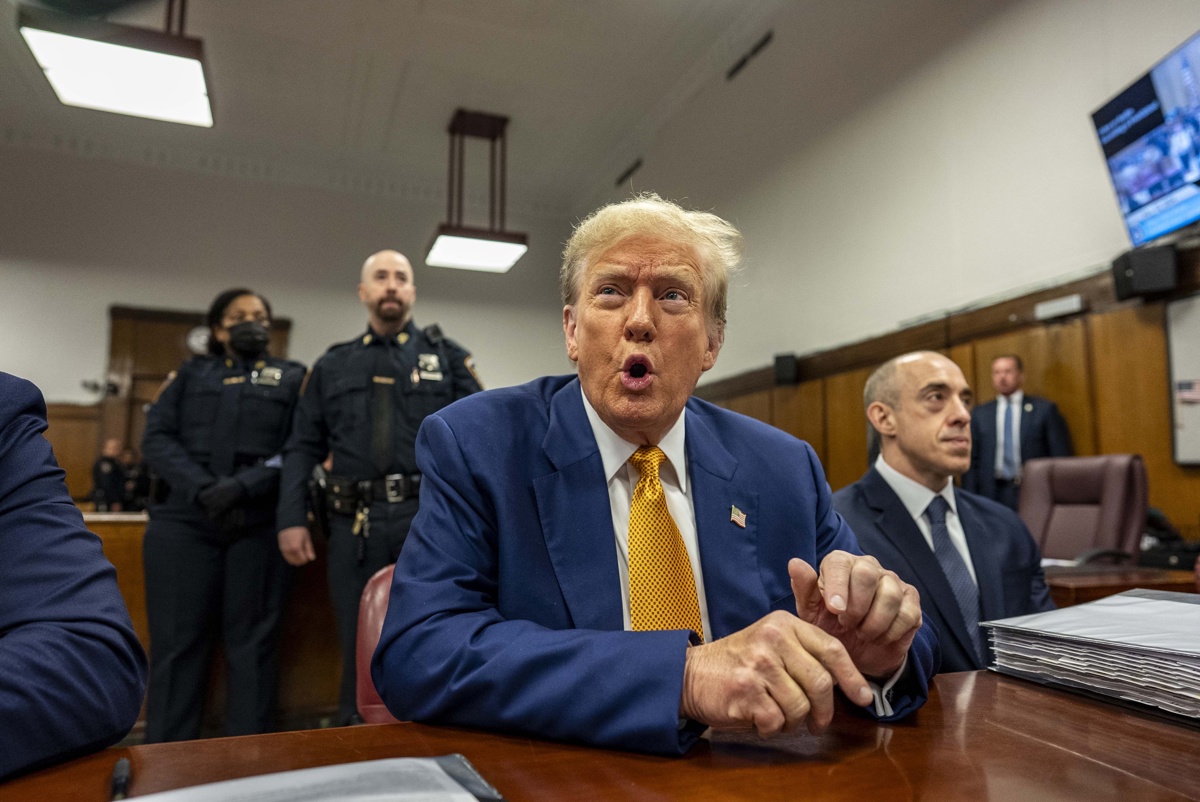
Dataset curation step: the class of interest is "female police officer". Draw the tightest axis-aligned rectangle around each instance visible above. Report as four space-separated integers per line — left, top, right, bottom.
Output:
142 288 305 742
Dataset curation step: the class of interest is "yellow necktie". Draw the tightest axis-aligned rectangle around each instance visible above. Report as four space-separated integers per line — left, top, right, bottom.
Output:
627 446 704 642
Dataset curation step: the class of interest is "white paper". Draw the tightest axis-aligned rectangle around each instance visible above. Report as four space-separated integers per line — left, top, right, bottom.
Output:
982 590 1200 721
129 758 480 802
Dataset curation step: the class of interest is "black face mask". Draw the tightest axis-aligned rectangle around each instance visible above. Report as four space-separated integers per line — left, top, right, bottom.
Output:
227 321 270 360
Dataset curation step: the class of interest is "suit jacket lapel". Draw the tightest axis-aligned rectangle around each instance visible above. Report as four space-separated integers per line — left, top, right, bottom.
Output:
859 469 979 660
532 379 623 631
685 406 765 640
956 492 1005 622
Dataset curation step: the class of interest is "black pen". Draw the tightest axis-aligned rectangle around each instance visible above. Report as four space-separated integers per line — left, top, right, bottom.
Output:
110 757 131 801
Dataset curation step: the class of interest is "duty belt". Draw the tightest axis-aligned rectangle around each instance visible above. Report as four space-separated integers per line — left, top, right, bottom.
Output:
326 473 422 514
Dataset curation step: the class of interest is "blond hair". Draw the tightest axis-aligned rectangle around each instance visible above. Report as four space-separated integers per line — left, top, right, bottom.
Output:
560 193 743 331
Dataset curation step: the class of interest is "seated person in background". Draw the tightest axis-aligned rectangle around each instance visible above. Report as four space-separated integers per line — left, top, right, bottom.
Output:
91 437 126 511
373 194 937 755
0 372 147 780
833 352 1053 674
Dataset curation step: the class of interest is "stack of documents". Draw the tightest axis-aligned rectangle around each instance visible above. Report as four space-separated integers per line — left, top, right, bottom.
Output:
982 589 1200 721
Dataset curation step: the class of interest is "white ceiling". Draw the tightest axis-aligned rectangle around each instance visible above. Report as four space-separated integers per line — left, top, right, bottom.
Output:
0 0 1025 222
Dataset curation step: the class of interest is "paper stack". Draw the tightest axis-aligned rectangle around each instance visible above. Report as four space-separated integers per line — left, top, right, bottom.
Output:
981 589 1200 720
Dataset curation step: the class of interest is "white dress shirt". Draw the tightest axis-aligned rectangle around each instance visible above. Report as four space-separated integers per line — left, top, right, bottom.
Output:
579 388 713 640
993 389 1024 478
581 386 900 715
874 455 978 585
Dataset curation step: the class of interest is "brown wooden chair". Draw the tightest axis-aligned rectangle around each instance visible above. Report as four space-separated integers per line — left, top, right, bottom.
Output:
1018 455 1147 564
355 563 399 724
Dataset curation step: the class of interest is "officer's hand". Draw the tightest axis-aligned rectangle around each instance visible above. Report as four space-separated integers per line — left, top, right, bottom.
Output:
678 611 874 738
279 526 316 566
196 478 245 520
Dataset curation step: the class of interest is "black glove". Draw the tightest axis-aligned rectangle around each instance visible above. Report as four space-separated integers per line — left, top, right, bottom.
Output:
196 477 246 520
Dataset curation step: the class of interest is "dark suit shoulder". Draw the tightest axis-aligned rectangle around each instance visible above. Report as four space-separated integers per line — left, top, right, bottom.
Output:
434 375 571 425
0 372 45 431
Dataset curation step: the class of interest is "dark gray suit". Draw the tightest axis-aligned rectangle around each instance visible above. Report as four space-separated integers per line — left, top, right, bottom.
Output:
833 467 1053 673
963 394 1072 508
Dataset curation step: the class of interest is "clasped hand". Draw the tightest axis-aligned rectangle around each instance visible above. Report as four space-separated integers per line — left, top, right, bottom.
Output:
679 551 922 737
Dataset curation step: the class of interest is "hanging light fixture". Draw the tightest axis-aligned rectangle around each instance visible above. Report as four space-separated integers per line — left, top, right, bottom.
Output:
425 109 528 273
17 0 213 127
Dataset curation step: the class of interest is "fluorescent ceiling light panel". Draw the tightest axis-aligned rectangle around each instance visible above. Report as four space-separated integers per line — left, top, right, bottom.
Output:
426 228 528 273
18 7 212 127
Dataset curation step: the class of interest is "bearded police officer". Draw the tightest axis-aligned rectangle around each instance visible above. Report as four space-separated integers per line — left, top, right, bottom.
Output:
277 250 482 725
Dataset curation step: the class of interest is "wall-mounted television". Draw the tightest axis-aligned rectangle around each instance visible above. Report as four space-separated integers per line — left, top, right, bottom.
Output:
1092 30 1200 247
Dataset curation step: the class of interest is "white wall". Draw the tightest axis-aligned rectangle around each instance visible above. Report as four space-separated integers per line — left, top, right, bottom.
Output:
0 148 573 403
5 0 1198 400
598 0 1200 384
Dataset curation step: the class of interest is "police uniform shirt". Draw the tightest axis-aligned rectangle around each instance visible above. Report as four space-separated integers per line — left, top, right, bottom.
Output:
276 320 482 531
142 354 306 515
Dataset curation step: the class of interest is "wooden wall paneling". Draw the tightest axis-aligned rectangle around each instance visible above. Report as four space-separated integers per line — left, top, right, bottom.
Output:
947 343 976 392
772 380 827 465
44 403 101 501
824 367 874 491
971 318 1096 456
694 366 775 403
799 318 949 379
725 389 774 425
1089 304 1200 533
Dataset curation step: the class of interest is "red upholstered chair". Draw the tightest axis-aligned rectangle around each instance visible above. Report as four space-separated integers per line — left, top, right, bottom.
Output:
1018 455 1147 564
356 563 399 724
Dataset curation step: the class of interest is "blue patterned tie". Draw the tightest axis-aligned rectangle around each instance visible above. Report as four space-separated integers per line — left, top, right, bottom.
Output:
926 496 985 664
1001 398 1018 480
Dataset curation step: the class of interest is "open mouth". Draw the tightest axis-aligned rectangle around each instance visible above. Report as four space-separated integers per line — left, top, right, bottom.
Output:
621 355 654 389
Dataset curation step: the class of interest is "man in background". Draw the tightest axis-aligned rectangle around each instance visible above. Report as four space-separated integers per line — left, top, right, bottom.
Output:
277 250 481 725
962 354 1072 510
834 352 1053 673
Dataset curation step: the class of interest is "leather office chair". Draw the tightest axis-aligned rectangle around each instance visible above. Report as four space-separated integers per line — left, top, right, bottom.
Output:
1018 454 1147 564
356 563 399 724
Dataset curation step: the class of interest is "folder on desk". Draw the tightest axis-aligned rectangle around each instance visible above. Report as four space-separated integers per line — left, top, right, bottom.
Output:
128 755 507 801
981 589 1200 722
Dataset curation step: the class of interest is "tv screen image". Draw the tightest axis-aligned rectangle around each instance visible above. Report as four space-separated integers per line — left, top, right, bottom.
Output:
1092 31 1200 247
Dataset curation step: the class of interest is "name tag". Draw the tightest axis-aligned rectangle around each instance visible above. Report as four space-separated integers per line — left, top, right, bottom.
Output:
252 367 284 387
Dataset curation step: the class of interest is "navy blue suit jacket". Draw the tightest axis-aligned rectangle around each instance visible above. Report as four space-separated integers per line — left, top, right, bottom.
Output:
373 376 938 755
0 373 147 779
833 467 1053 673
962 394 1072 498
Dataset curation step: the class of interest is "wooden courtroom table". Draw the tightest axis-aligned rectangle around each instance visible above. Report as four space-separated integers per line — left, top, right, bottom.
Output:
1044 565 1198 608
8 672 1200 801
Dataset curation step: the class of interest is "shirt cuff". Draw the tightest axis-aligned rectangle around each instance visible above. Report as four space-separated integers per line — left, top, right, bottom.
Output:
866 654 909 717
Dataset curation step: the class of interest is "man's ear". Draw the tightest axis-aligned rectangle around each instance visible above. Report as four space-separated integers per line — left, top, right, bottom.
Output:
357 283 367 305
701 324 723 372
867 401 896 439
563 305 579 363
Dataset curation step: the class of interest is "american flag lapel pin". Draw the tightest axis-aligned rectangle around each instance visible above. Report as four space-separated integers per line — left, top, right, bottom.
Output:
730 505 747 528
